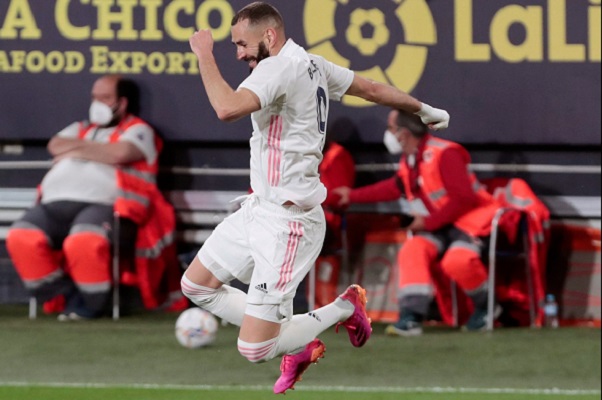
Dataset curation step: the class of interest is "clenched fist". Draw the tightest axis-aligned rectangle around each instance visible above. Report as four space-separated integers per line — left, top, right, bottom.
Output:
189 29 215 59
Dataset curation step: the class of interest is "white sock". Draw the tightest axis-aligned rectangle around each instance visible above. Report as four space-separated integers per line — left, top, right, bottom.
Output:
237 337 277 363
180 275 247 326
271 297 354 357
237 298 354 363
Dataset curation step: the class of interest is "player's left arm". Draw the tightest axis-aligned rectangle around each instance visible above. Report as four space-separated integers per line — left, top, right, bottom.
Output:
345 74 450 130
190 29 261 122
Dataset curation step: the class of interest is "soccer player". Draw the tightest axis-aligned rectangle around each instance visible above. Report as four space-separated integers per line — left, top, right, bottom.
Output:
181 2 450 393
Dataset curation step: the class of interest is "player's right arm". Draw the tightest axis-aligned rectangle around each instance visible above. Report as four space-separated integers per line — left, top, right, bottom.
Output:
345 74 450 130
190 29 261 122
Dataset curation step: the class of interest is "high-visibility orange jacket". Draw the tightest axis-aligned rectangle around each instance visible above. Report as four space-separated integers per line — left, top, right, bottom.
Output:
319 142 355 234
349 135 500 235
397 135 499 236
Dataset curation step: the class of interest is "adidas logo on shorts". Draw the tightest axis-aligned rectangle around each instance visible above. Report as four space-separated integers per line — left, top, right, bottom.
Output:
308 312 321 322
255 282 268 294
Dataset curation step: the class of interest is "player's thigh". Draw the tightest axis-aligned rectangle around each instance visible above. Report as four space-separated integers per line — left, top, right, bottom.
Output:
246 204 325 320
197 208 254 285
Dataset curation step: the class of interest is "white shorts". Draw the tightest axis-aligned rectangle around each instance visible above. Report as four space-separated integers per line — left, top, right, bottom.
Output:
197 195 326 322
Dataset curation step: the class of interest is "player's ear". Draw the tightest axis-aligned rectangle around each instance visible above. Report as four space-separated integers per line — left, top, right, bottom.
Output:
265 27 276 49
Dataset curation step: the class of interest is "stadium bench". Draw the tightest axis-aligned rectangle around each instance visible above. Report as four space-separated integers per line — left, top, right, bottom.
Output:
0 188 247 315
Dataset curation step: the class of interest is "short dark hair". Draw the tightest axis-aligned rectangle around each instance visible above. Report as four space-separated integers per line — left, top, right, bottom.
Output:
231 2 284 29
116 77 140 115
396 109 428 138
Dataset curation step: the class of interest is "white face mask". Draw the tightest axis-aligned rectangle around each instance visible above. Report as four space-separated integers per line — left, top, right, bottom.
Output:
89 100 115 126
383 129 403 155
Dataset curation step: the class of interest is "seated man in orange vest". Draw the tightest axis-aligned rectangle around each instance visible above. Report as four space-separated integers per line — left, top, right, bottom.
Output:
7 74 182 321
335 109 500 334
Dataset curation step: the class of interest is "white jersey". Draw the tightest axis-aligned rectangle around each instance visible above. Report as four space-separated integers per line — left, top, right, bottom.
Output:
238 39 354 210
40 120 157 205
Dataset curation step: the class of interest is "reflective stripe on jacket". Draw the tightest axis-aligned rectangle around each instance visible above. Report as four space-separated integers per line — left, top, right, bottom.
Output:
78 115 161 225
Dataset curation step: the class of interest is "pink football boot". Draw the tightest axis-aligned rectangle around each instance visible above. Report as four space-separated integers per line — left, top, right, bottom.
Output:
273 339 326 394
336 284 372 347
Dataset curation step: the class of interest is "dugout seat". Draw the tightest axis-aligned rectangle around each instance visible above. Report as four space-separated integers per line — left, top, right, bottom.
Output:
446 207 537 330
487 207 537 329
447 178 550 330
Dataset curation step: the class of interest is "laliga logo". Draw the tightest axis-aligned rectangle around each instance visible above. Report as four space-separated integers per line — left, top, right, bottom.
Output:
303 0 437 107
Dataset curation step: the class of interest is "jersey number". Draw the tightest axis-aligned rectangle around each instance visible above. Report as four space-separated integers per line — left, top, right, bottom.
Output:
316 87 327 135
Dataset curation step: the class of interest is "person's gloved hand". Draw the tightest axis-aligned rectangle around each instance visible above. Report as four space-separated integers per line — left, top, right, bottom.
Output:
415 103 450 130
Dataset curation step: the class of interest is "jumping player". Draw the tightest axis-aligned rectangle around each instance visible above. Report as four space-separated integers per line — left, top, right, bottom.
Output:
181 2 450 394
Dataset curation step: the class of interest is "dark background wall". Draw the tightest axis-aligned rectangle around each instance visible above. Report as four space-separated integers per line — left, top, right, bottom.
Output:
0 0 600 145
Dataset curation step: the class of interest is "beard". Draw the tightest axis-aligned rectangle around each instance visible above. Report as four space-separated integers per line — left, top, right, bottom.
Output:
247 41 271 73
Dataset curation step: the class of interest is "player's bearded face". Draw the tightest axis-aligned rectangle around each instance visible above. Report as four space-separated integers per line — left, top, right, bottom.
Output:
244 41 270 73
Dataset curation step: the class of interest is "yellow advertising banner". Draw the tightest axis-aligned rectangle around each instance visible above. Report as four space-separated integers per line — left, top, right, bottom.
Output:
0 0 600 144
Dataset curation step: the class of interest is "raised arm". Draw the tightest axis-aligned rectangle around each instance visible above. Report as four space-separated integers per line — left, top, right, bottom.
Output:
345 74 450 130
189 29 261 122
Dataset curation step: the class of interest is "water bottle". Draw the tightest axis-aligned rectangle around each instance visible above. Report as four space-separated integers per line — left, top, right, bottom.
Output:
543 294 559 329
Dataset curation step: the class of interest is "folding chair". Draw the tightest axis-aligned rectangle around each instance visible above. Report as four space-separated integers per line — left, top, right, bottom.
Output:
111 212 121 320
448 207 536 330
486 207 536 330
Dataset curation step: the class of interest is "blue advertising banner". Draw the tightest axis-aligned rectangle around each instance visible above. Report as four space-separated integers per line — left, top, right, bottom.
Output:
0 0 600 144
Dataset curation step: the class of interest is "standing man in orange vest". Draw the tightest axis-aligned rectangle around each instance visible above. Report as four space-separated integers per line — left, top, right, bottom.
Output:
335 109 500 334
6 74 178 320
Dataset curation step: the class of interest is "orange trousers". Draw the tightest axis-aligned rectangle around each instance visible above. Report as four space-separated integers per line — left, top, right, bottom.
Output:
397 233 488 323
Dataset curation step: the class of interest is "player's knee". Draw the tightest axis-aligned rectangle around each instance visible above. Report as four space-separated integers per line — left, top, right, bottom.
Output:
237 338 276 364
180 275 217 308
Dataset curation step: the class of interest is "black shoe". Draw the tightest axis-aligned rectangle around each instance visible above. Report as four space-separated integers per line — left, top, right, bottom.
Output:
463 305 502 331
62 289 101 320
385 312 423 337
